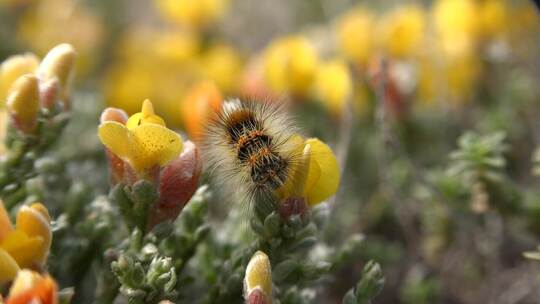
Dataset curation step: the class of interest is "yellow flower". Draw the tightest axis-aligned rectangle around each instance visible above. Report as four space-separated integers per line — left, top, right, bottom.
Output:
200 44 243 94
433 0 479 56
263 36 318 96
377 5 426 58
105 29 199 126
279 137 340 206
244 251 272 304
6 270 58 304
0 201 52 284
0 53 39 107
155 0 228 29
336 7 375 66
313 59 352 116
98 100 183 175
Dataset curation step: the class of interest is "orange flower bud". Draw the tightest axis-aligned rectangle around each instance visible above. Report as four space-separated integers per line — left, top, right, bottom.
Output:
181 81 222 141
6 270 58 304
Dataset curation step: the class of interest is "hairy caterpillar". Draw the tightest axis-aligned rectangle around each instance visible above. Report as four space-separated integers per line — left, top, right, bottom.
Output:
203 98 303 204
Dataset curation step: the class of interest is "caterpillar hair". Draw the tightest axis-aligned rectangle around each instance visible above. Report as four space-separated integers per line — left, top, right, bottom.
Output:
203 98 304 206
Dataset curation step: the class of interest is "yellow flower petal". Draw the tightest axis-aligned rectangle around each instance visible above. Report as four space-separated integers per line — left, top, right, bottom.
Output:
16 204 51 264
244 251 272 298
0 248 20 284
98 121 131 160
126 100 165 129
0 201 13 242
1 230 44 268
276 134 309 198
130 124 183 171
304 138 340 206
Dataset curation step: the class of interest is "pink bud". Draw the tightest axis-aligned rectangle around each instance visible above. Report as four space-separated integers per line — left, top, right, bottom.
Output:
39 79 59 110
245 288 270 304
100 107 130 184
279 197 308 219
147 141 202 230
100 107 128 124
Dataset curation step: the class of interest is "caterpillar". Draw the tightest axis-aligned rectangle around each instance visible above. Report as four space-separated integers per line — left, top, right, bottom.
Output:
203 98 303 204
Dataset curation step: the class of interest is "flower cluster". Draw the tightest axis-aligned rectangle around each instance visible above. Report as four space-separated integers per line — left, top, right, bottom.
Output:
99 100 201 231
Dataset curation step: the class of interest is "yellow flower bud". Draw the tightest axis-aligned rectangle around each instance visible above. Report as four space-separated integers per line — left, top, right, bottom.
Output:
0 201 52 271
0 199 13 241
244 251 272 303
6 74 40 133
0 53 39 107
0 248 19 284
16 203 51 265
37 43 77 103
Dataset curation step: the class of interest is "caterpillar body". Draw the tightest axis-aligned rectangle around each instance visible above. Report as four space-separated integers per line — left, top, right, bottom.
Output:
203 99 302 203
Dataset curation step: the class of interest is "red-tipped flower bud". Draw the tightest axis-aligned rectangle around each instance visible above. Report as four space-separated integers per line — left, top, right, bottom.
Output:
278 197 308 219
147 140 202 229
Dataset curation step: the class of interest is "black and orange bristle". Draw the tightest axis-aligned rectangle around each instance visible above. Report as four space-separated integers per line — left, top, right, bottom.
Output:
202 98 303 206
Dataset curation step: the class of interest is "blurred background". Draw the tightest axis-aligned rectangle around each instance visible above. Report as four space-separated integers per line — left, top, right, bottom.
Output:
1 0 540 303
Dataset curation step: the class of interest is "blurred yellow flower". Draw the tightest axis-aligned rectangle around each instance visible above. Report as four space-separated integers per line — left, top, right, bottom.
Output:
279 137 340 206
200 44 243 94
263 36 318 96
336 7 375 66
17 0 102 75
314 59 352 116
0 53 39 107
508 2 540 39
105 29 200 125
244 251 272 304
0 201 52 284
377 5 426 58
6 269 57 304
478 0 509 40
444 54 481 104
433 0 479 56
155 0 228 29
98 100 183 175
